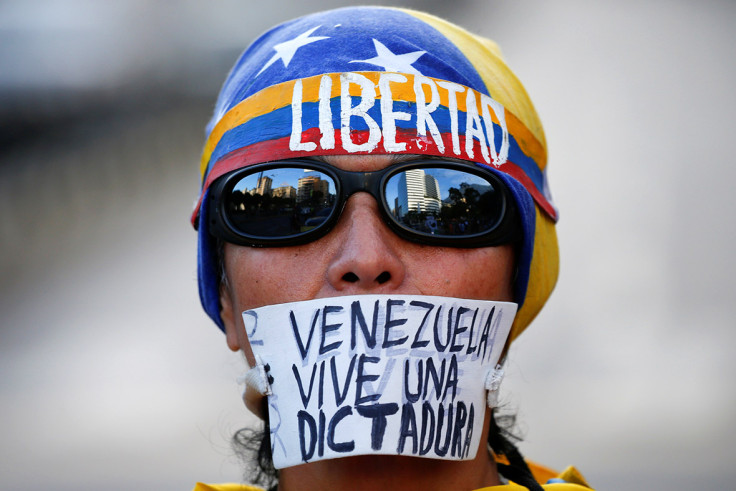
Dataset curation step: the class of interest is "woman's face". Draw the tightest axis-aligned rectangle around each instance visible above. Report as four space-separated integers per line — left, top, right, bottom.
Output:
219 154 516 357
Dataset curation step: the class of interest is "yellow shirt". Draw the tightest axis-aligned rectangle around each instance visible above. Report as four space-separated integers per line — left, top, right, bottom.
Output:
192 462 593 490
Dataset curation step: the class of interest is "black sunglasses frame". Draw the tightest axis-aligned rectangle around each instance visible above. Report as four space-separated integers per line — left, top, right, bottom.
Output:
206 159 520 248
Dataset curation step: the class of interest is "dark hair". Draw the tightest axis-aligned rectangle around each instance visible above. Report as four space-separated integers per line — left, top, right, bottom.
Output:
231 427 278 490
231 406 543 491
489 411 545 490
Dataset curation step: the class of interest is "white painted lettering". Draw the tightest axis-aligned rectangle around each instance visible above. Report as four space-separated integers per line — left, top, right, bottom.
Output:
414 76 444 153
464 90 490 163
340 73 381 152
480 94 509 166
379 73 411 152
436 81 464 155
290 79 318 152
318 75 335 150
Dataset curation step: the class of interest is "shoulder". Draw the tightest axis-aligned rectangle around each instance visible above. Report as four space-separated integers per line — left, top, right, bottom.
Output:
193 463 593 491
192 483 264 491
530 462 592 488
476 462 594 490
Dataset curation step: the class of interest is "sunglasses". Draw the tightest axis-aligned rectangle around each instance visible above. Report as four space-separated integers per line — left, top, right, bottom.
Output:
206 159 520 248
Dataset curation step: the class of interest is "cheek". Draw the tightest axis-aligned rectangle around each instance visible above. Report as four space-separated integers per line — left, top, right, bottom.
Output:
405 245 515 302
224 244 329 312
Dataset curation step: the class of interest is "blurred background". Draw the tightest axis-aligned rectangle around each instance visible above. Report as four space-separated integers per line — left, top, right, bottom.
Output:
1 1 734 489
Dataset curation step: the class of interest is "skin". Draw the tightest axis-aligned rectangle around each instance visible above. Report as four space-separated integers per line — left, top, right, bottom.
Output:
220 154 516 491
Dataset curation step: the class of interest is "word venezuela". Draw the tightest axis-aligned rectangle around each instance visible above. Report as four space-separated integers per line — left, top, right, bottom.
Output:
245 295 516 468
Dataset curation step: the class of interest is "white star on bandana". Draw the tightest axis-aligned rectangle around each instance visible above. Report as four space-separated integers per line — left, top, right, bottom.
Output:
257 26 329 77
350 39 426 75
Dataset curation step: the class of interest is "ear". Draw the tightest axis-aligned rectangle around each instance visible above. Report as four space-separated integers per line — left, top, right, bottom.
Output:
220 283 241 353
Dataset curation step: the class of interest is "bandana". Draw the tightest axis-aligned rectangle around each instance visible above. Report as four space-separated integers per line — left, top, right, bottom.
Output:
194 7 559 344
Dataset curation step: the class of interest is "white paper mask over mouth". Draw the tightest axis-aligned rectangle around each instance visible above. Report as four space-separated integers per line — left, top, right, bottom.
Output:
240 294 516 469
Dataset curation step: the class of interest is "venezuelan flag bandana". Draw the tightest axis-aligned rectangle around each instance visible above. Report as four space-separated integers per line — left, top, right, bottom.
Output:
194 7 559 344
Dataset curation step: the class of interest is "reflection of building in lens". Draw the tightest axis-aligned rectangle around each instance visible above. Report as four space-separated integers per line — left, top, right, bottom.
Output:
424 174 441 213
398 170 424 214
254 175 272 196
272 185 296 199
397 169 441 216
297 175 330 204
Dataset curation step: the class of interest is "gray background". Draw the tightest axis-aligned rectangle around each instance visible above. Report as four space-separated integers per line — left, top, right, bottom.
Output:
1 1 734 489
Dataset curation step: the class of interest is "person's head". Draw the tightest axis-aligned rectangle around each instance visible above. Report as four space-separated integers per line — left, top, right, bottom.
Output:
192 5 558 484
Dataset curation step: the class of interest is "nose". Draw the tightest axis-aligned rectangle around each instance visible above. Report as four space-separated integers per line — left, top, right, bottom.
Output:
325 193 406 292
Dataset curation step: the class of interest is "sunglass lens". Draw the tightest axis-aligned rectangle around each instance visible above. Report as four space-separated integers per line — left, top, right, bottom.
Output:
224 167 337 238
384 168 504 237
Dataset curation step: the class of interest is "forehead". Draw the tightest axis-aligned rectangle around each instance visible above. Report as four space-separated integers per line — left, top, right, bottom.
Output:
315 153 421 172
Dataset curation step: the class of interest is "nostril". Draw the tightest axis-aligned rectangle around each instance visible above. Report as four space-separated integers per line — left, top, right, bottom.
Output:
375 271 391 284
342 272 359 283
341 271 392 284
